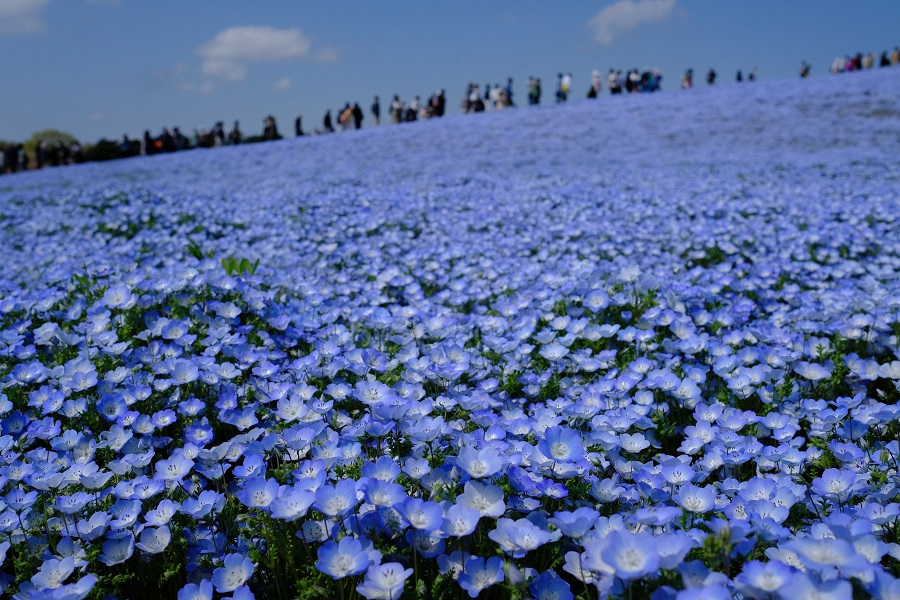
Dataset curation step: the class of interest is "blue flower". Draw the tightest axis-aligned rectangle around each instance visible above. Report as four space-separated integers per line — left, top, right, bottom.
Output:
673 484 717 513
212 553 255 593
457 555 505 598
99 532 134 566
236 477 279 509
154 452 194 482
396 497 443 531
454 446 503 479
734 560 793 599
529 571 574 600
442 503 481 538
537 426 585 462
457 481 506 517
316 536 372 579
356 562 413 600
314 479 359 519
268 485 315 521
549 507 599 539
30 556 76 590
599 530 660 581
811 468 865 503
136 525 172 554
488 517 554 558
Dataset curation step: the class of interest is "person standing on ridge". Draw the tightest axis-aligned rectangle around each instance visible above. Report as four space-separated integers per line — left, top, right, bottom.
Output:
229 121 242 144
371 96 381 126
352 103 363 129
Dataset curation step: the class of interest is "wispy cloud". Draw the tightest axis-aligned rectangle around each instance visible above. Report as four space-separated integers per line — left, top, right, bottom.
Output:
198 26 312 81
272 76 291 92
0 0 49 36
313 46 340 64
586 0 676 46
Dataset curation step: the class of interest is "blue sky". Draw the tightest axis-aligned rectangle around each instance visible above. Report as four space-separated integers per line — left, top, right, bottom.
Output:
1 0 898 143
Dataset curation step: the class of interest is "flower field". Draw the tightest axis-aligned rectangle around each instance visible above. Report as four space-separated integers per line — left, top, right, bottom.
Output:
1 68 900 599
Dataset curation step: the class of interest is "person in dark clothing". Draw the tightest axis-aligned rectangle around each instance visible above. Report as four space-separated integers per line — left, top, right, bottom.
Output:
119 135 133 158
736 69 743 82
161 128 176 153
173 127 188 150
47 143 60 166
323 110 334 133
799 61 811 78
36 140 46 168
706 68 717 85
434 90 445 117
295 114 304 137
352 103 363 129
143 131 155 155
4 145 19 172
262 116 279 140
371 96 381 126
229 121 242 145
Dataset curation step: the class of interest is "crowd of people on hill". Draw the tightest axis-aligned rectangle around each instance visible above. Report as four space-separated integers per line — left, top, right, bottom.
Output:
2 44 899 174
2 139 86 173
829 47 900 74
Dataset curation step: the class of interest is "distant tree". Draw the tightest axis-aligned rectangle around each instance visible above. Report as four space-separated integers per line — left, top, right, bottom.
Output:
24 130 78 153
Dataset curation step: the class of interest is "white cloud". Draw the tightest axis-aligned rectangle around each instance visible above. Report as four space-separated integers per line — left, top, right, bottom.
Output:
586 0 676 46
198 26 312 81
0 0 49 36
272 76 291 91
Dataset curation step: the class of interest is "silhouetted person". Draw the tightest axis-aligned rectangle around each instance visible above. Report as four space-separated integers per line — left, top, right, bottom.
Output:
295 114 304 137
263 115 279 140
736 69 743 82
161 128 175 153
435 90 445 116
119 135 133 158
800 61 811 78
323 110 334 132
213 122 225 146
229 121 242 145
352 103 363 129
706 69 716 85
371 96 381 126
36 140 46 168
